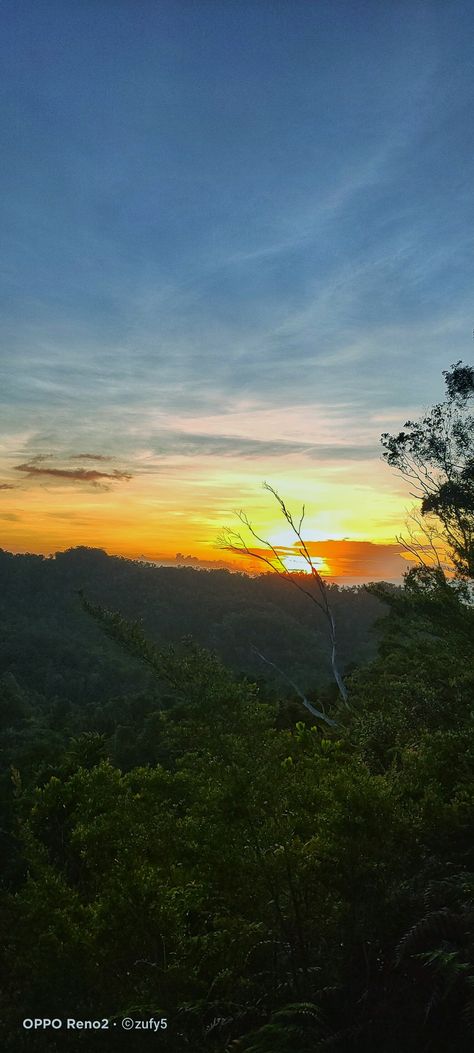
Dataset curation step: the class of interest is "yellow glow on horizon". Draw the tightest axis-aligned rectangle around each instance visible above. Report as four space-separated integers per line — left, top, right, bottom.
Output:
0 444 414 581
280 553 326 574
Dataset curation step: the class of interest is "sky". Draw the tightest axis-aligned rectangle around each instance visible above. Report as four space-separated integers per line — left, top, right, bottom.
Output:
1 0 473 581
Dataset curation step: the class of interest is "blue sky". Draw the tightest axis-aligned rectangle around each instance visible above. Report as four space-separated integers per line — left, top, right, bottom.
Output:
1 0 473 570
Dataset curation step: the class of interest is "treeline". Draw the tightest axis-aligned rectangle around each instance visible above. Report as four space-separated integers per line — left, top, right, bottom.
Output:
0 546 387 809
0 545 387 706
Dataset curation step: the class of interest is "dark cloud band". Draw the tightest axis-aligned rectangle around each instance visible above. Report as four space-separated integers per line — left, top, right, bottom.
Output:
14 461 131 484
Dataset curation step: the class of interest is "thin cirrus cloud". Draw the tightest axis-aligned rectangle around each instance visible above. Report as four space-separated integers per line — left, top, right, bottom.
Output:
149 432 379 462
73 453 116 462
14 458 132 487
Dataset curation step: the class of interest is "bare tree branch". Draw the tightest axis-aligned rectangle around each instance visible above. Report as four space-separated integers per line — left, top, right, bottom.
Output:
218 484 349 707
250 646 339 728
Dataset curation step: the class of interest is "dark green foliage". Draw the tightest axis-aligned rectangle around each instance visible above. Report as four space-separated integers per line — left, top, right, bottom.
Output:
0 545 386 705
1 378 474 1053
1 568 473 1052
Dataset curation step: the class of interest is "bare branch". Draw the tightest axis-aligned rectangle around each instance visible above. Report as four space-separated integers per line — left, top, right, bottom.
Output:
250 646 339 728
219 484 349 706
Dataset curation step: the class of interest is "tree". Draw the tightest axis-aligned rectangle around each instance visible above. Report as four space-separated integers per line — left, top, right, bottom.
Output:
381 361 474 579
218 483 348 709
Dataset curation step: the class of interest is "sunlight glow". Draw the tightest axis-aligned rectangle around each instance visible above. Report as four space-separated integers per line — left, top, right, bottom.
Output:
280 553 326 575
268 526 347 547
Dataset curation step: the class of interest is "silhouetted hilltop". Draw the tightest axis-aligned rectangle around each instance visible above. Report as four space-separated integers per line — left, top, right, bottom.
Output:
0 545 390 705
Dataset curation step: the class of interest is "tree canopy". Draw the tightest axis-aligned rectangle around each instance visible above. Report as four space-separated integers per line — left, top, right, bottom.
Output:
381 361 474 578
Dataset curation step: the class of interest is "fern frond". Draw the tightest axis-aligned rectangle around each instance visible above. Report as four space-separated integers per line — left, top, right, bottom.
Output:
395 908 465 964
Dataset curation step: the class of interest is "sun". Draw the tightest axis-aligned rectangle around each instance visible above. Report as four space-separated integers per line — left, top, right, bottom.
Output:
279 553 326 575
266 528 327 574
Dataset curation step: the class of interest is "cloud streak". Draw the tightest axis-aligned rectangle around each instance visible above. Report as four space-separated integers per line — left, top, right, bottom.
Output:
73 453 115 462
221 539 407 582
14 459 132 486
151 431 378 462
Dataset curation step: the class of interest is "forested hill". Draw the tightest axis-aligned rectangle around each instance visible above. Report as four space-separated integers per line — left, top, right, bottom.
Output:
1 365 472 1051
0 545 388 705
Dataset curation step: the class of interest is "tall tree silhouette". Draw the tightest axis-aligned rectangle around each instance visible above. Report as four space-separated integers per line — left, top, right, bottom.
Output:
219 482 348 707
381 361 474 579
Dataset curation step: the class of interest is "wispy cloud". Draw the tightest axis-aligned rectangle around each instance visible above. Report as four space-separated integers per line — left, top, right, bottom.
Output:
151 431 378 462
14 457 132 487
73 453 115 461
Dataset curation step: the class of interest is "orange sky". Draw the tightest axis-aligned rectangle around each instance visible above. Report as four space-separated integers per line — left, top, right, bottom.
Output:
0 440 413 581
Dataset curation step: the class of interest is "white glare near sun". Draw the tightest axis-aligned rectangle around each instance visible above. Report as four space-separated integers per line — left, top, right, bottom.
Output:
267 527 345 547
281 554 325 574
267 527 330 574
